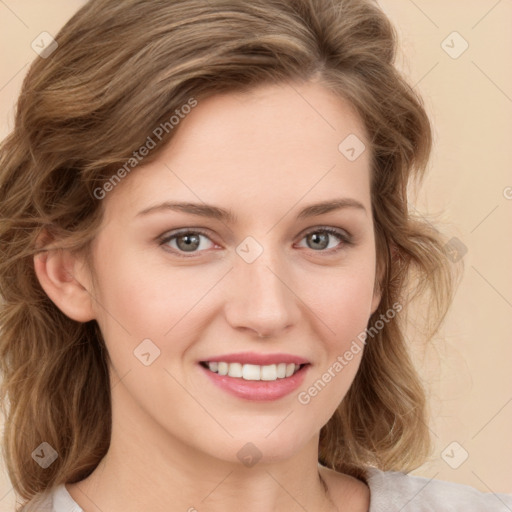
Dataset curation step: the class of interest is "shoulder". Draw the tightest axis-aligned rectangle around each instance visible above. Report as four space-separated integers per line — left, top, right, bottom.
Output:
17 490 53 512
319 464 370 511
18 483 83 512
365 466 512 512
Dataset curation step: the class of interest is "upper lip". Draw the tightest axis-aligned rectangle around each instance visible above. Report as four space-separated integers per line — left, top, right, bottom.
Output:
200 352 310 365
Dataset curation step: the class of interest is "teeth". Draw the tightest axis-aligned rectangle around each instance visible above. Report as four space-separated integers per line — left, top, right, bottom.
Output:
218 362 228 376
206 361 302 381
242 364 260 381
260 364 276 381
228 362 243 378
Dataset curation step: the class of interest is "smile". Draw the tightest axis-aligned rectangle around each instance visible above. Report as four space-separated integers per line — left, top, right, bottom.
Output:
200 361 305 381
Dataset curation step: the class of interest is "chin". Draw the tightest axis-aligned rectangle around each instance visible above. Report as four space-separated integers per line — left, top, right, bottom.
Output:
211 426 316 467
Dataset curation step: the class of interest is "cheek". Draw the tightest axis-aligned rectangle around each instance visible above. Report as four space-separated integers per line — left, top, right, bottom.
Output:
299 260 376 344
91 243 204 334
292 269 374 427
92 233 376 359
291 258 375 403
331 275 374 341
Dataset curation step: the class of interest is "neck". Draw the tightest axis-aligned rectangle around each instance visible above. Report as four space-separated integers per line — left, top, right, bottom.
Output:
68 445 337 512
66 392 339 512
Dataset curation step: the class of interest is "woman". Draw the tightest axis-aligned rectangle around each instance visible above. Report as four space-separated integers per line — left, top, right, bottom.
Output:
0 0 510 511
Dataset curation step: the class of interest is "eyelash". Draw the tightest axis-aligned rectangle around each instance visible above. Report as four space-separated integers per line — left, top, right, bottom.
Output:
158 226 353 258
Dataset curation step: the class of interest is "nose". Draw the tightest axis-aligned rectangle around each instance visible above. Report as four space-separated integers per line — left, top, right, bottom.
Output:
224 246 301 339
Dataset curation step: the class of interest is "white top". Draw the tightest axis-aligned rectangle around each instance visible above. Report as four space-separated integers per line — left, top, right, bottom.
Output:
23 467 512 511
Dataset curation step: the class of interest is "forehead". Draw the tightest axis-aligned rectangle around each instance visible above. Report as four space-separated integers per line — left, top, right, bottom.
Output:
167 80 368 161
104 81 371 219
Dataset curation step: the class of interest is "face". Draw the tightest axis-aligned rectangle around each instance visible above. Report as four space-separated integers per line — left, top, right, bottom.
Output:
82 80 380 464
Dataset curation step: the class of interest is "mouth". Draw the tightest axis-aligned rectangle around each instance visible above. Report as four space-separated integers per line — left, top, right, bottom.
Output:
199 361 308 381
198 355 311 401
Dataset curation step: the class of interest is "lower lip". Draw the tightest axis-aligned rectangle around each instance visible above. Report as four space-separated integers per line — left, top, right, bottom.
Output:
199 363 310 401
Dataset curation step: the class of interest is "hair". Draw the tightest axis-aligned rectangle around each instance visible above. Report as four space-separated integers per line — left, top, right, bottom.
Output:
0 0 460 508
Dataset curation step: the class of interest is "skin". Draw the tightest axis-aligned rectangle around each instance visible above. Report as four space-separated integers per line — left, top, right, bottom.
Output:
35 80 381 512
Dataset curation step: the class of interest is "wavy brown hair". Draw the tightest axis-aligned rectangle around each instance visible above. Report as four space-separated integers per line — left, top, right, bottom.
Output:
0 0 459 508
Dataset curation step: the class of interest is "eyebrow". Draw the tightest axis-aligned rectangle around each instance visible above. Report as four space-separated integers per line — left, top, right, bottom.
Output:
136 198 367 223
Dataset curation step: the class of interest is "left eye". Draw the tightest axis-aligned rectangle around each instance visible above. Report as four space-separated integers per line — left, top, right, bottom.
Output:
296 228 351 252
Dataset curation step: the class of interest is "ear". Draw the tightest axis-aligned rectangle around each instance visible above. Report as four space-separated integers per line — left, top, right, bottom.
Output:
33 246 96 322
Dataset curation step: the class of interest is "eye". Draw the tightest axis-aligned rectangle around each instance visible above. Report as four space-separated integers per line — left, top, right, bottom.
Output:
158 226 353 258
296 227 352 253
159 229 216 256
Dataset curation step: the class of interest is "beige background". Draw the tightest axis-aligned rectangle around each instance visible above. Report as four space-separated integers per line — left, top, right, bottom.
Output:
0 0 511 509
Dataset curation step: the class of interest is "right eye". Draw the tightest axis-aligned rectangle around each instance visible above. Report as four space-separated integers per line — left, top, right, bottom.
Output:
159 229 218 257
